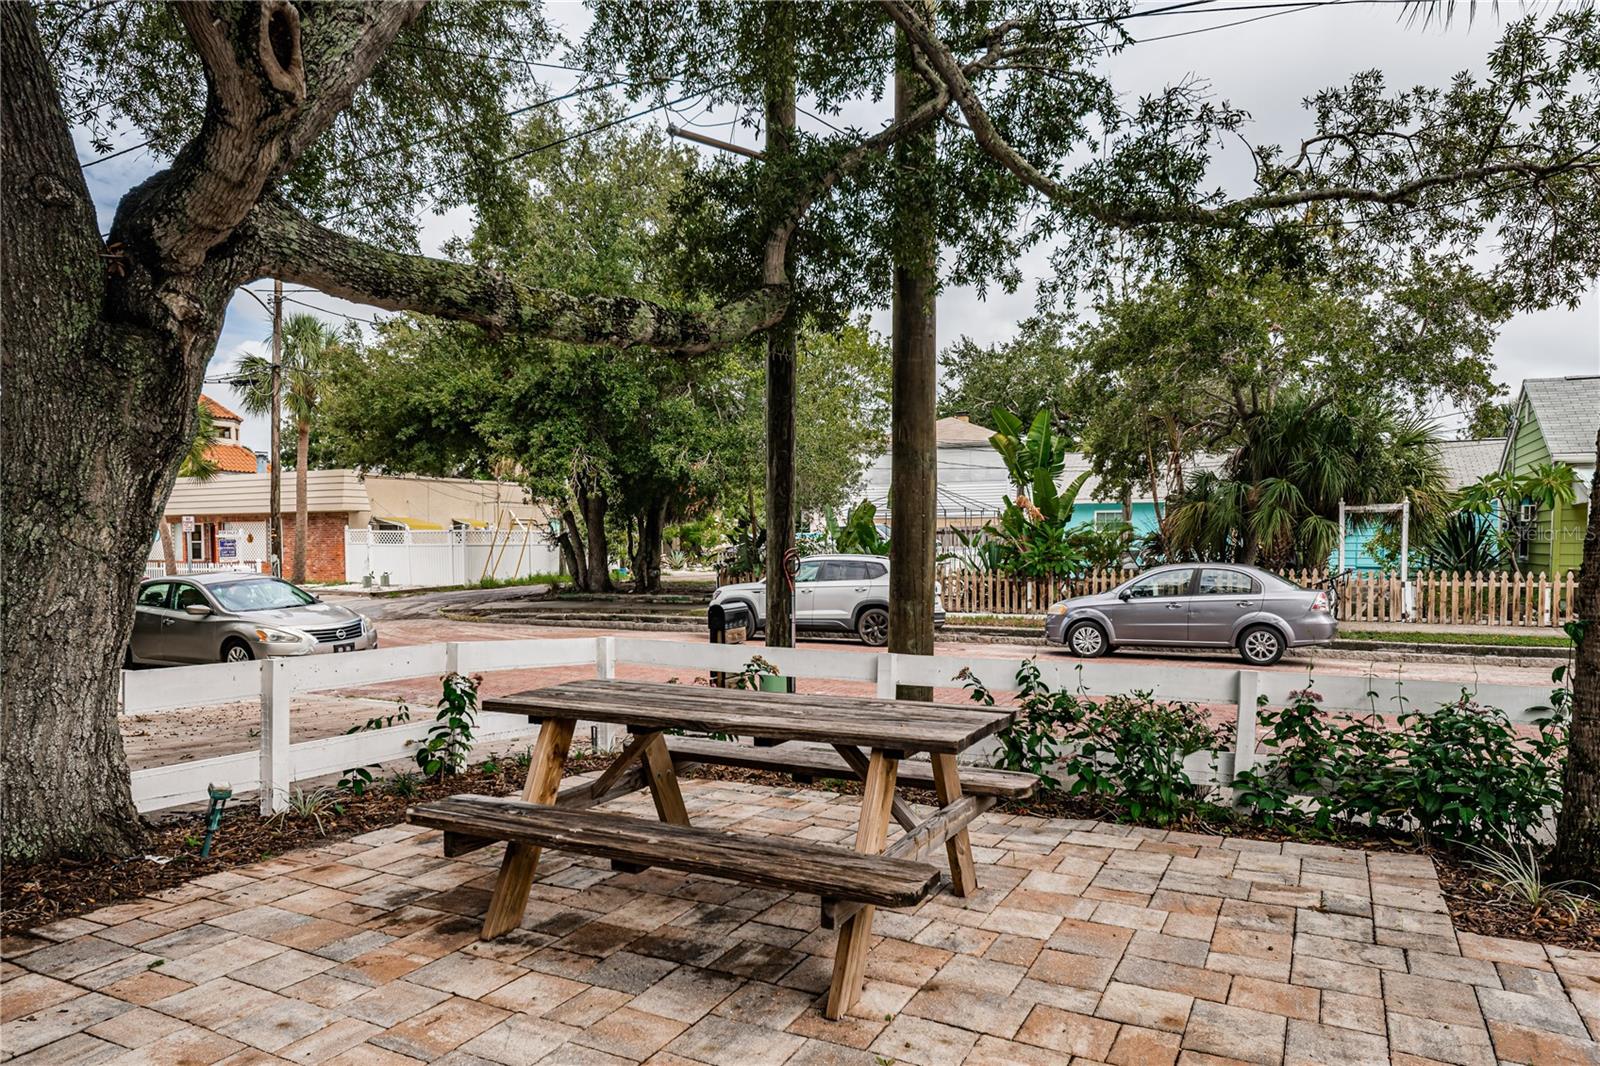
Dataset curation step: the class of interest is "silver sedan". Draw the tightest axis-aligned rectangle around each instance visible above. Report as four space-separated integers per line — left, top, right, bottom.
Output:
130 573 377 665
1043 564 1336 666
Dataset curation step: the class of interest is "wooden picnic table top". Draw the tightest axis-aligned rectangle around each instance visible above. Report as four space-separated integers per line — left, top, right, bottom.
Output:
483 678 1018 755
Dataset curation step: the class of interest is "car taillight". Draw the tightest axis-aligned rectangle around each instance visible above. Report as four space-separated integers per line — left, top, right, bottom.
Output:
1311 591 1330 612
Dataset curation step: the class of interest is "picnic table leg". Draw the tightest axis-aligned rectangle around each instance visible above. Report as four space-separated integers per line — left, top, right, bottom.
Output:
931 753 977 896
825 748 897 1020
640 733 690 826
480 716 576 939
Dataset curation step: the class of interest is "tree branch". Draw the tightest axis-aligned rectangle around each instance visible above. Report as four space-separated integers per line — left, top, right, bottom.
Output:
280 2 425 163
116 1 308 269
243 200 787 353
881 0 1600 230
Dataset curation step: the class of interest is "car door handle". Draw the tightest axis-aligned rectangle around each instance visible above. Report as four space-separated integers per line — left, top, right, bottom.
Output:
1166 603 1185 610
1236 600 1253 608
853 587 867 592
160 618 176 626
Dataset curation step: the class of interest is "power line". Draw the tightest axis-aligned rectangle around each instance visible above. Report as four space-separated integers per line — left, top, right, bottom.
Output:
1130 1 1330 41
80 138 150 168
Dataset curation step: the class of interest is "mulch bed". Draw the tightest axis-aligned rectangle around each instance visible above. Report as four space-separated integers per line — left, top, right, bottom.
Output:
4 754 1596 952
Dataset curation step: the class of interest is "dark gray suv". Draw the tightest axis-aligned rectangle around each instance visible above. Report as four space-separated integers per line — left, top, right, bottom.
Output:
1043 564 1335 665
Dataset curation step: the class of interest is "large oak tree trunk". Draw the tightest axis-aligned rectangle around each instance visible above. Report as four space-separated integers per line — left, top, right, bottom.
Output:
887 15 939 701
2 1 788 863
2 5 221 859
1552 436 1600 880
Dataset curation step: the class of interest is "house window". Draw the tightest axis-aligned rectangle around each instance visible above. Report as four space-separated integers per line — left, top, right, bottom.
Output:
1093 510 1130 531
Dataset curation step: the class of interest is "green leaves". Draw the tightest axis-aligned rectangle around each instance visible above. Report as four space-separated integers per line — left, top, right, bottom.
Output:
1235 689 1568 847
415 673 481 780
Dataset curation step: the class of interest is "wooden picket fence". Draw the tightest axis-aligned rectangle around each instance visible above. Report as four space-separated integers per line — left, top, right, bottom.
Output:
936 567 1580 628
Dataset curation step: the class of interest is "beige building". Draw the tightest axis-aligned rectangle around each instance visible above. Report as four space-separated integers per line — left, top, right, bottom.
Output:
157 471 548 581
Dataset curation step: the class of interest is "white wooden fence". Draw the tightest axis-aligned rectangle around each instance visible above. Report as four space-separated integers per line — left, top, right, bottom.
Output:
344 528 563 587
120 637 1562 817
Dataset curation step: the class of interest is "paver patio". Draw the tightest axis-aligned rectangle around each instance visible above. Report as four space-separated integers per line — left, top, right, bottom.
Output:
4 777 1597 1065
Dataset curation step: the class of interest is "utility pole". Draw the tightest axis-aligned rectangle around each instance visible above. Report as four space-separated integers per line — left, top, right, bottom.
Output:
888 6 939 700
762 8 799 658
269 278 283 578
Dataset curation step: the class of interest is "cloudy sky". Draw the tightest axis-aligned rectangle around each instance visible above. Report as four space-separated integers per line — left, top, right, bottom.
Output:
77 1 1598 453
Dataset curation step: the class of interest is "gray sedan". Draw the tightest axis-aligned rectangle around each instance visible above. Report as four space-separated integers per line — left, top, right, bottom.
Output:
130 573 377 665
1043 564 1335 666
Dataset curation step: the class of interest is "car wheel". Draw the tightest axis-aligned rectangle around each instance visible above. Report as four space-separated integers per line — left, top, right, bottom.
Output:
221 639 255 663
856 606 889 647
1238 625 1284 666
1065 620 1109 658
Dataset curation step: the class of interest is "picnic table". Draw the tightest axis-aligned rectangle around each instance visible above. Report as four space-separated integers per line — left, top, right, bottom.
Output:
408 678 1033 1019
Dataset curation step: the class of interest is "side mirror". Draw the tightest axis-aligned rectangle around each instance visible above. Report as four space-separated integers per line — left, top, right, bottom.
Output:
1117 590 1132 602
311 595 322 603
184 603 212 617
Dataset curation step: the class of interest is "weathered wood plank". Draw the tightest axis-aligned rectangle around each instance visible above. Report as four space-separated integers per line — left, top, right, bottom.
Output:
410 794 941 909
833 743 918 831
483 679 1016 755
931 752 977 897
663 736 1037 798
438 763 660 858
481 717 575 939
826 749 897 1019
823 793 993 929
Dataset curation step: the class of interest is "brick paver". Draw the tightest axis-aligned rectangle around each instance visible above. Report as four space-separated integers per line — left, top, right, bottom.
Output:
5 777 1598 1065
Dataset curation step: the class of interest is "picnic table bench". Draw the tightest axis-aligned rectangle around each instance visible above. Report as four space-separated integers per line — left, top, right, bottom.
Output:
408 678 1032 1019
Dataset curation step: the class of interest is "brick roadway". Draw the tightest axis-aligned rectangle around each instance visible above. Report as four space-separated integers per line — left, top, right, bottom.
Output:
4 777 1598 1065
119 620 1560 776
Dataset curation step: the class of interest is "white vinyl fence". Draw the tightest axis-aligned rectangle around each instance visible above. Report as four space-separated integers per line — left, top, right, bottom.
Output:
344 528 562 587
120 637 1562 817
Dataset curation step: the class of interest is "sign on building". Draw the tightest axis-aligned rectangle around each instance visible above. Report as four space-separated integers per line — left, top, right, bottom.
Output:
181 515 196 533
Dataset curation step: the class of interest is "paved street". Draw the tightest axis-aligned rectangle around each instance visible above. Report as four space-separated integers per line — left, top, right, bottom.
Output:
120 616 1560 777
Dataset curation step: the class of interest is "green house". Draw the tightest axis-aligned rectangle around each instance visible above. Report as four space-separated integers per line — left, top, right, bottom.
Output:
1501 376 1598 576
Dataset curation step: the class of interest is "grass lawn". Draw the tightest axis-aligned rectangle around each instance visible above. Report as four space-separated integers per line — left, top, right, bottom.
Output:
1341 628 1573 649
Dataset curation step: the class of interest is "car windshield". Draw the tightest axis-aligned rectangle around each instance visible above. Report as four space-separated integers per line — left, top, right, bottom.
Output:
208 578 315 612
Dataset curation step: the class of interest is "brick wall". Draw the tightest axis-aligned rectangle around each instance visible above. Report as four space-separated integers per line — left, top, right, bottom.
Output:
284 512 348 582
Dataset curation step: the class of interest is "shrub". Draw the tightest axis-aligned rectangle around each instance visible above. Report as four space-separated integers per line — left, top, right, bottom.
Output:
959 660 1226 825
1233 688 1566 846
415 673 481 778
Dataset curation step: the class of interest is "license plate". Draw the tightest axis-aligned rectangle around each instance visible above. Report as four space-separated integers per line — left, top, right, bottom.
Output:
334 643 355 653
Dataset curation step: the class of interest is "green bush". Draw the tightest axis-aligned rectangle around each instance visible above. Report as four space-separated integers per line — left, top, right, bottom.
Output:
1233 688 1566 846
960 660 1226 825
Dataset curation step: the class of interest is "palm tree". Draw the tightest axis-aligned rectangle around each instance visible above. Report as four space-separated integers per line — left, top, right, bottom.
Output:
1166 394 1450 569
235 314 345 584
160 401 222 574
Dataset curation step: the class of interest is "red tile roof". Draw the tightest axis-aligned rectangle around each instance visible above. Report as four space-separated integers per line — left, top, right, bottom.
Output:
200 394 243 422
204 441 260 474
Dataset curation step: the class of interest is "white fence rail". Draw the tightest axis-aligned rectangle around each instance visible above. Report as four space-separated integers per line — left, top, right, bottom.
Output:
122 637 1562 816
344 528 562 587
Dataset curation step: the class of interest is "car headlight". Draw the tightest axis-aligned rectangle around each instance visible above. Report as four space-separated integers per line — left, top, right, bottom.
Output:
1047 603 1069 616
358 614 373 633
255 626 309 643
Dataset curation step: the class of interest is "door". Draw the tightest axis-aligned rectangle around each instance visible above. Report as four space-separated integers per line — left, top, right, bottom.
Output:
132 581 174 662
793 559 823 626
812 559 879 628
1189 568 1262 645
1106 568 1195 643
167 582 221 662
